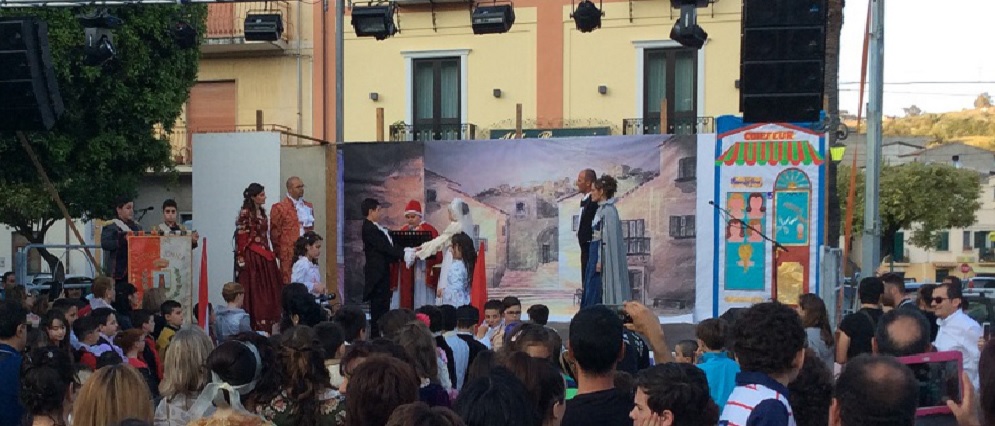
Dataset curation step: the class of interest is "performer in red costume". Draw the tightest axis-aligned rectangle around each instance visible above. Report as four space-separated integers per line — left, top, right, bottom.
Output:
235 183 283 332
389 200 441 310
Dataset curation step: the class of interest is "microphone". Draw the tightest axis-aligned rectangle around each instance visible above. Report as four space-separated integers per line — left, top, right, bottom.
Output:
137 206 155 213
708 200 715 206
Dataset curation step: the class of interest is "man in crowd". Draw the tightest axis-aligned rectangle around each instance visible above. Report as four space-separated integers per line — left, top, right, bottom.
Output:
361 198 403 337
158 199 198 248
932 282 982 390
575 169 598 303
475 299 504 349
721 302 806 426
881 272 918 311
271 176 315 283
831 355 918 426
562 305 632 426
0 300 28 426
101 195 144 285
1 272 14 288
836 277 885 364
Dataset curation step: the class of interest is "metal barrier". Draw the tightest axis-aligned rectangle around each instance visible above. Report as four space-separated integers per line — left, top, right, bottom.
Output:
15 244 100 291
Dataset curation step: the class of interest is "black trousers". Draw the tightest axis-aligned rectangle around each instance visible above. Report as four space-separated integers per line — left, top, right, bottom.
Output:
580 243 590 288
368 284 391 338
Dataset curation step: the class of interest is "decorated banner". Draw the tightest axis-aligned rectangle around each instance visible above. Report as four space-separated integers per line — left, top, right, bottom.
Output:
128 234 194 318
709 122 825 315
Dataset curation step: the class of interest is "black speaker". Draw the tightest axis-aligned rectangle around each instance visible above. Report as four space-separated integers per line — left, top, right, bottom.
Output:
740 0 826 123
0 17 64 131
244 13 283 42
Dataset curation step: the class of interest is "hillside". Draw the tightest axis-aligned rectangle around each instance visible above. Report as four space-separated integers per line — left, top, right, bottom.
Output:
843 107 995 148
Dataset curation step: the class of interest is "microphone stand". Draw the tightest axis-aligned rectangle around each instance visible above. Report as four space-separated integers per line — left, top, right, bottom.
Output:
709 200 788 302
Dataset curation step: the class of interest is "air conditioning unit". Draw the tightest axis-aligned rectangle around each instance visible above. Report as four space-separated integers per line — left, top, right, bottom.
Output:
244 13 283 42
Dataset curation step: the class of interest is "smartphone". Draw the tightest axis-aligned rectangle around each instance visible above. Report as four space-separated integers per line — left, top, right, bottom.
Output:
605 305 633 324
984 322 991 340
897 351 963 417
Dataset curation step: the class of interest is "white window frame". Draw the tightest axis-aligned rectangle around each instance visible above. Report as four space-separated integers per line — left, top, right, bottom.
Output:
402 49 471 126
632 40 707 120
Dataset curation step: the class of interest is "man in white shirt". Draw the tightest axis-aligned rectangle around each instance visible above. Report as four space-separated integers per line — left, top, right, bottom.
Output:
932 282 982 390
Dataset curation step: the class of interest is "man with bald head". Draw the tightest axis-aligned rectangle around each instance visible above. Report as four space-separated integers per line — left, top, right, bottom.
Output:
271 176 315 283
831 355 918 426
873 309 932 357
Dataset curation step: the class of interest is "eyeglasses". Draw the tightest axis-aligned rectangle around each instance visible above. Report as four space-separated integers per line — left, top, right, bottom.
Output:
931 297 949 305
505 310 521 315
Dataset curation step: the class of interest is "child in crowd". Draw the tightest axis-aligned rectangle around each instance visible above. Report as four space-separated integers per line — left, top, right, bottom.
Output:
695 318 740 411
216 282 252 342
73 315 101 369
720 302 807 426
115 328 159 398
441 233 476 306
51 298 81 349
130 309 163 382
90 307 125 359
157 300 183 354
675 340 699 364
314 321 347 391
292 231 327 295
475 299 505 349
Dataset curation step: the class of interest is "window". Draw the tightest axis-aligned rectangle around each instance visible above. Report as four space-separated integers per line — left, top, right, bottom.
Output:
425 189 437 203
894 232 905 262
644 48 698 134
501 225 506 237
669 215 695 240
976 231 991 250
964 231 973 250
677 156 696 181
413 57 461 141
622 219 650 255
515 201 527 218
935 231 950 251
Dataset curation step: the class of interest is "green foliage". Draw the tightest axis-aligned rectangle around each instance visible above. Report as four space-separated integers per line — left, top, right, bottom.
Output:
838 162 982 250
0 5 205 244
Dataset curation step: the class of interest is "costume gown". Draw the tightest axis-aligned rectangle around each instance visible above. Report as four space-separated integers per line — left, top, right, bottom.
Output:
581 199 631 307
235 208 283 332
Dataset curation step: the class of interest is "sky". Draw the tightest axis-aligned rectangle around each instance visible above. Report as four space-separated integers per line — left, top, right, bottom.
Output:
839 0 995 117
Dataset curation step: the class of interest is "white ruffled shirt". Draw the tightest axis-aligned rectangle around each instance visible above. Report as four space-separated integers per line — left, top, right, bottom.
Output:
289 194 314 236
291 257 321 293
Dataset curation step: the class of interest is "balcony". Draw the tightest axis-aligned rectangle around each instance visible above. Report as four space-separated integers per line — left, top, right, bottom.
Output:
202 1 291 56
622 117 714 135
390 123 477 142
156 124 304 166
981 248 995 263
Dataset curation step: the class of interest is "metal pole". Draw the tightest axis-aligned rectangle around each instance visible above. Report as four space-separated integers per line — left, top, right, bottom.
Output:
335 0 345 143
861 0 884 278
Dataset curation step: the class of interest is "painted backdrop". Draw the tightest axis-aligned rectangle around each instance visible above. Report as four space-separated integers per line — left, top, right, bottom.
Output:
341 135 699 318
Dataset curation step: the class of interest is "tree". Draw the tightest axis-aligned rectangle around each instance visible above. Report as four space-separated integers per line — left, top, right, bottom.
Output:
903 105 923 117
824 0 845 248
976 92 993 109
837 162 982 266
0 6 206 270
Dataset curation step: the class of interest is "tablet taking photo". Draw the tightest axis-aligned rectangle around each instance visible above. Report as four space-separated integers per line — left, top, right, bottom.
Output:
897 351 963 417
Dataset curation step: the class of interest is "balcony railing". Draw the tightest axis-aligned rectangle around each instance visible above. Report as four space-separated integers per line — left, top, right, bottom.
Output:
981 248 995 263
203 1 291 54
622 117 714 135
155 124 299 166
390 123 477 142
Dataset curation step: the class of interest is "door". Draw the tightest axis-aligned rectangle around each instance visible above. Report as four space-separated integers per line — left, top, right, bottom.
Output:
644 48 698 134
413 58 461 141
187 81 237 159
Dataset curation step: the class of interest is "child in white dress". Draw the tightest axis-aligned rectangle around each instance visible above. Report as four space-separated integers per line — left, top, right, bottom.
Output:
291 231 326 295
441 232 477 306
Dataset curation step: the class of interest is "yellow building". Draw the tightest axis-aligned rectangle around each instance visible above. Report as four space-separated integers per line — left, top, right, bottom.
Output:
333 0 743 142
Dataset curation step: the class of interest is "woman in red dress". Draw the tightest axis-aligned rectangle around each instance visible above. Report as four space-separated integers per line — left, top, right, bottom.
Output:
235 183 283 332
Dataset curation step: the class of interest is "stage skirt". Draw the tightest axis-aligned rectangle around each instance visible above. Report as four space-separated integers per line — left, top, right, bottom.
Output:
239 249 283 332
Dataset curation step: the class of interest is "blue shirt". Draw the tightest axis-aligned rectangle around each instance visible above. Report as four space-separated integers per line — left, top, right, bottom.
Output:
697 351 740 410
0 343 24 426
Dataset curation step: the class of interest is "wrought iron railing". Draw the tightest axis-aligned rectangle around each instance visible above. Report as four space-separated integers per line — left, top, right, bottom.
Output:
622 117 714 135
389 123 477 142
205 1 292 41
981 248 995 263
155 124 300 165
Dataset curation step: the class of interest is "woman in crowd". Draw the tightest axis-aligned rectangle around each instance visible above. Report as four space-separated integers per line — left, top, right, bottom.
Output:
155 328 216 426
385 403 465 426
413 198 475 304
503 323 554 360
20 346 78 426
630 363 719 426
787 350 833 426
186 340 270 426
796 293 835 370
345 356 420 426
257 326 344 426
582 175 630 306
291 231 327 295
235 182 284 332
393 322 451 407
497 352 566 426
441 233 477 307
72 364 154 426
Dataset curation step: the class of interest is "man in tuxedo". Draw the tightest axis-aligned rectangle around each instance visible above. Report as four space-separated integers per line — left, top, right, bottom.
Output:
576 169 598 291
361 198 404 337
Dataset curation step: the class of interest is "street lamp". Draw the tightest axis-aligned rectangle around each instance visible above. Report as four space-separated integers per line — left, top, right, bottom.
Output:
830 142 846 163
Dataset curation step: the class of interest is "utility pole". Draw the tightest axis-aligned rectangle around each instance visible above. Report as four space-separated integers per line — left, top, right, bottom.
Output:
335 0 345 143
861 0 884 277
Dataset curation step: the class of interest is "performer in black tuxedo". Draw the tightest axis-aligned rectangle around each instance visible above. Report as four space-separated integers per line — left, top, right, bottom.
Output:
575 169 599 291
361 198 404 337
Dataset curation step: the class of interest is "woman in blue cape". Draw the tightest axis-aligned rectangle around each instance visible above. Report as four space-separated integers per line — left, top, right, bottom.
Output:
581 175 631 307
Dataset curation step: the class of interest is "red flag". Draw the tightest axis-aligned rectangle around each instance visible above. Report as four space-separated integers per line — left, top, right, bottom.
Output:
470 241 488 323
198 237 209 332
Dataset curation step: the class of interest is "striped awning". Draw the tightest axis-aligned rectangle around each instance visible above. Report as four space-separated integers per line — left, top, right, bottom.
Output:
715 141 824 166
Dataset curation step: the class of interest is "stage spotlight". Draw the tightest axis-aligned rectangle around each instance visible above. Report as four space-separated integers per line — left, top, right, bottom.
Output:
351 4 397 40
78 10 121 66
171 20 198 49
471 3 515 35
669 0 709 49
244 13 284 41
571 0 603 33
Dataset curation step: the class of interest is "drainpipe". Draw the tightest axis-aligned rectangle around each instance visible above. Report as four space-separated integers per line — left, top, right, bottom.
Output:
297 0 303 136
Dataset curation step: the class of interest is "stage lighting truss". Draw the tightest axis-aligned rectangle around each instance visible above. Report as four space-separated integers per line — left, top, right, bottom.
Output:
570 0 603 33
471 0 514 35
351 1 398 40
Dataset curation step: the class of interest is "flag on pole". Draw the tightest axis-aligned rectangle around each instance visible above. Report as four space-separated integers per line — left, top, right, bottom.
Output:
470 241 488 323
198 238 209 332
